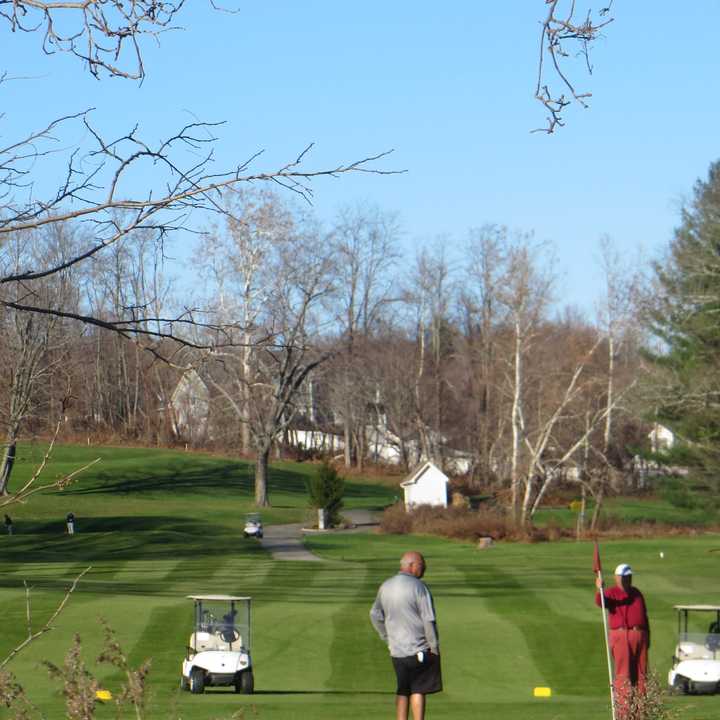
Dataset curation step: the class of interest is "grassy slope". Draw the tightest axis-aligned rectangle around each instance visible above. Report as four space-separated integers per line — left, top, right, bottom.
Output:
1 444 719 719
535 494 720 529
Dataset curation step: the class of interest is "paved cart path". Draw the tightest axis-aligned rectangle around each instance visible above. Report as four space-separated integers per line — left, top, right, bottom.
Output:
259 509 379 561
259 523 321 562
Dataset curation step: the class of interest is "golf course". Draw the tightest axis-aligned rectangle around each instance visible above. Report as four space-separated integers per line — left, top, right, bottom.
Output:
2 444 719 719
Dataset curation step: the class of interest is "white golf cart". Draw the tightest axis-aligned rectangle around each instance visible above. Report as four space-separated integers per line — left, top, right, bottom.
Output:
243 513 263 539
668 604 720 694
181 595 254 694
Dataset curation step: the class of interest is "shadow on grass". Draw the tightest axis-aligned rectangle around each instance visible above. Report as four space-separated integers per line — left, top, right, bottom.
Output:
57 461 393 507
0 515 267 565
60 461 255 496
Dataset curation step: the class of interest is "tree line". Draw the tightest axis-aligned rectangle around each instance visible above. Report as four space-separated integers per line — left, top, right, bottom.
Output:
2 187 650 523
3 1 716 523
5 160 720 521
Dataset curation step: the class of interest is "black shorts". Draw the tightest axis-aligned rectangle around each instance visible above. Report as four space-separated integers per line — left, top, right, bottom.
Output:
391 651 443 697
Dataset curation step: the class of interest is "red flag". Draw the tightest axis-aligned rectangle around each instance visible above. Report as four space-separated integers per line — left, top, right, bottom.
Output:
593 541 602 574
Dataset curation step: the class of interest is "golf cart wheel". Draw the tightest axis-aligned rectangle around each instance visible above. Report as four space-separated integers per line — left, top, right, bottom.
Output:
671 675 688 695
189 668 205 694
257 532 263 539
235 670 254 694
179 675 189 691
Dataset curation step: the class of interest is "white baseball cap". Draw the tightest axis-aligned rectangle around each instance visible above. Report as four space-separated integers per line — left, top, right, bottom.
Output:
614 563 633 576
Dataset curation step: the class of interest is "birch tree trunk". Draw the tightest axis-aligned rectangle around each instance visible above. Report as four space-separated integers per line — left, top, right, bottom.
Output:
0 437 17 496
510 320 523 525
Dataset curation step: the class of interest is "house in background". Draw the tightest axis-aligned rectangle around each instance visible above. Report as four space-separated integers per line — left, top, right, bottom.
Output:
169 369 210 444
400 461 449 510
649 423 675 453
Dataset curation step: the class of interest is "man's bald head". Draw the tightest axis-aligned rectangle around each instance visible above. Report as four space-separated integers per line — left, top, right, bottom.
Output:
400 551 426 578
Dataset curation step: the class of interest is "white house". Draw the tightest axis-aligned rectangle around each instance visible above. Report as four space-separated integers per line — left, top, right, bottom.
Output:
169 369 210 443
649 423 675 453
400 461 449 510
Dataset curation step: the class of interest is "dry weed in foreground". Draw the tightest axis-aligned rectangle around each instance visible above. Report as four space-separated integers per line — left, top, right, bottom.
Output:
618 673 680 720
97 620 152 717
39 626 151 720
2 623 257 720
43 635 99 720
0 667 35 719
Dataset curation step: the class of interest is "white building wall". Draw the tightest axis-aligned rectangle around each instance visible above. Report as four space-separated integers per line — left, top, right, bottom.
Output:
402 464 448 509
649 423 675 452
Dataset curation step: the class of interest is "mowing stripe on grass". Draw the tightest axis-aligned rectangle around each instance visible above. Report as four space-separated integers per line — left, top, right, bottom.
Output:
326 562 390 693
453 559 604 697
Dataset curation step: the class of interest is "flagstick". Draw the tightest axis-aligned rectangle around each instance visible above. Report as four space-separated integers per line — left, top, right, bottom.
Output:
597 571 617 720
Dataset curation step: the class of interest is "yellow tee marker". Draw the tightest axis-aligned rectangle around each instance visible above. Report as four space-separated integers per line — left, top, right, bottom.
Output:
533 687 552 698
95 689 113 701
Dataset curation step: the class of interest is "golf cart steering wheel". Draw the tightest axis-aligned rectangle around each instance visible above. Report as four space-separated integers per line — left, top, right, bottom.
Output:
220 628 240 643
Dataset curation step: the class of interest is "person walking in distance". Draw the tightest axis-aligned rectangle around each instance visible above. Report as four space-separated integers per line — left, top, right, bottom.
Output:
4 514 12 535
595 563 650 716
370 551 442 720
66 512 75 535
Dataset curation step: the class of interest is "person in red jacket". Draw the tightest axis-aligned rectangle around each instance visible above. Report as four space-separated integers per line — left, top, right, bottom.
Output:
595 563 650 715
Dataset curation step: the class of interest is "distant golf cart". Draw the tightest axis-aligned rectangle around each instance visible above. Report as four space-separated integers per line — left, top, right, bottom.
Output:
668 604 720 694
243 513 263 539
181 595 254 694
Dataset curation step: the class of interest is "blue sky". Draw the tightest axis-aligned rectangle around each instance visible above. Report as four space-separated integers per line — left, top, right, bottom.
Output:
5 2 720 314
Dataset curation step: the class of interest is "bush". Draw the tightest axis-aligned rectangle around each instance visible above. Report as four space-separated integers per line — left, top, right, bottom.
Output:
380 503 528 541
382 500 720 544
306 461 345 527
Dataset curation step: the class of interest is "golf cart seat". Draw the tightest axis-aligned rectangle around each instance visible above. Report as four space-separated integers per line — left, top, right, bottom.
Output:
189 632 243 653
190 632 219 652
678 641 713 660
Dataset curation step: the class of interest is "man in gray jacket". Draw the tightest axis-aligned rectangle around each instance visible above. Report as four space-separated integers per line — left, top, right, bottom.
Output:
370 551 442 720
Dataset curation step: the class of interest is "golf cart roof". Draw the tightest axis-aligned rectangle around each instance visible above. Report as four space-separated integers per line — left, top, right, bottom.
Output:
187 595 251 601
673 605 720 612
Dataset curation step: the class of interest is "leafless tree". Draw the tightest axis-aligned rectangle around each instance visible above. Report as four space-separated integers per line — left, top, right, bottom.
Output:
194 189 297 457
79 223 173 437
0 226 81 494
494 238 554 522
535 0 615 133
0 116 397 355
326 204 401 469
195 195 334 505
577 235 640 531
459 225 508 483
0 2 399 358
490 239 628 526
404 243 456 467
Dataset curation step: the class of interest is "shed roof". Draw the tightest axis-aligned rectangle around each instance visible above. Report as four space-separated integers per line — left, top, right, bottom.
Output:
400 460 448 488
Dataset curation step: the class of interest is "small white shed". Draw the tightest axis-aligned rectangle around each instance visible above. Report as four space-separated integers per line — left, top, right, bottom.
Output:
401 461 449 510
649 423 675 453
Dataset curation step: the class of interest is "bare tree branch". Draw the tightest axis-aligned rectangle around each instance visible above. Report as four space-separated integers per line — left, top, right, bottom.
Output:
0 1 203 80
0 413 99 507
534 0 614 134
0 566 92 668
0 113 402 357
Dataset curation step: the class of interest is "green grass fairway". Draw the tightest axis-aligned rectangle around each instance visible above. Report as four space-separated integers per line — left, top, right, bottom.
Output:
2 445 719 719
